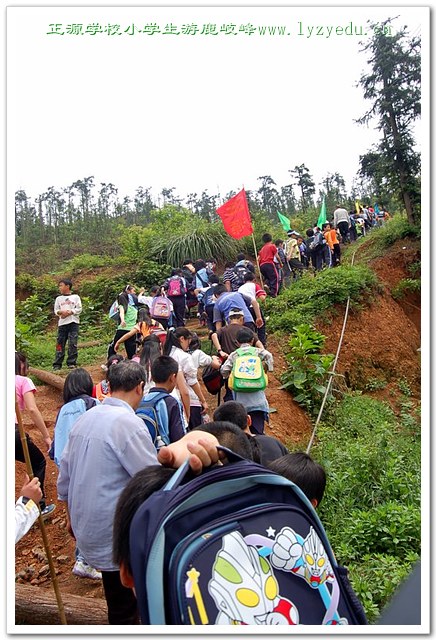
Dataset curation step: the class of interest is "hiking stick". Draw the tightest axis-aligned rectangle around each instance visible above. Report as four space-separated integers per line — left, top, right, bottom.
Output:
251 233 265 290
14 395 67 625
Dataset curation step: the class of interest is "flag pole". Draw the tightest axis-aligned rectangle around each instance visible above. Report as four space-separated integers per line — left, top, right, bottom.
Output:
251 231 264 290
243 186 264 290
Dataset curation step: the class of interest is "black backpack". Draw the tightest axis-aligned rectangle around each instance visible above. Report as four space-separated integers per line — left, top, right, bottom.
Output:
129 452 368 626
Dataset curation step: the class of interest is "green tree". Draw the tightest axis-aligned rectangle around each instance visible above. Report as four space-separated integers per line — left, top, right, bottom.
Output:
290 164 316 213
279 184 297 216
256 175 279 217
357 19 421 224
319 172 347 213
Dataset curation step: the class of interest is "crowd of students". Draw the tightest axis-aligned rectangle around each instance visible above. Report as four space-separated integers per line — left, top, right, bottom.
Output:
14 203 390 624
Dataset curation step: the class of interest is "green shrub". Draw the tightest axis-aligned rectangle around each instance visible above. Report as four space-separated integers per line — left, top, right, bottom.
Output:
15 273 38 296
63 253 109 274
392 278 421 300
280 324 334 413
15 295 51 334
347 552 419 623
264 265 379 332
311 394 420 622
15 321 32 352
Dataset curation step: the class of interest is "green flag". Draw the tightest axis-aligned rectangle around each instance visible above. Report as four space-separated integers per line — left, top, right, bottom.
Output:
277 210 291 232
317 196 327 228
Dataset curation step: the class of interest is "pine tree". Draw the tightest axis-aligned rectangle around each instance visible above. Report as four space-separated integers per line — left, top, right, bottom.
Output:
357 19 421 224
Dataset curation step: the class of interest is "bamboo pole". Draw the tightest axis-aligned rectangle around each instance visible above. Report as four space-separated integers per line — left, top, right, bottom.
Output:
251 233 265 290
15 396 67 625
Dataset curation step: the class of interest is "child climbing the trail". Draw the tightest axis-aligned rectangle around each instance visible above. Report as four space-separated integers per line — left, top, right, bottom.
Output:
137 335 163 396
258 233 281 297
114 307 165 356
50 368 102 580
163 328 209 430
323 222 341 267
268 452 327 509
220 327 274 435
15 352 55 519
107 288 138 360
93 354 124 402
136 355 186 448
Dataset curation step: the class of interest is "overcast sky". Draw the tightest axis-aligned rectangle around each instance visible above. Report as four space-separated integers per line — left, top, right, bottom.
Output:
8 5 426 205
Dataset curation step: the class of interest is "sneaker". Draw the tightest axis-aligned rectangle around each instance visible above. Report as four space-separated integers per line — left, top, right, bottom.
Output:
100 364 108 372
52 366 61 371
40 503 56 519
67 364 77 369
72 560 102 580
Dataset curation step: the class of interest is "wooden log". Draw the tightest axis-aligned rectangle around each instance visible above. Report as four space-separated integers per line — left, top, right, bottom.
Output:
28 368 65 391
78 340 104 348
15 584 108 625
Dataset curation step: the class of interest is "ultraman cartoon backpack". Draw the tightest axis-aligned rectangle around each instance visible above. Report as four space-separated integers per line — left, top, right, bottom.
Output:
129 450 367 626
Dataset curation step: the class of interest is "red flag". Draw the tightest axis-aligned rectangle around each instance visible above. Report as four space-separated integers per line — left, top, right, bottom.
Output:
216 189 253 239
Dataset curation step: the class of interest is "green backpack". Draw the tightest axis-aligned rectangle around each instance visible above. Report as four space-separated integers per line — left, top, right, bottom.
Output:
228 347 268 392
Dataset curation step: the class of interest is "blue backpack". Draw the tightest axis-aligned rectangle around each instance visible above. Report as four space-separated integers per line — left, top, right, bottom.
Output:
129 451 367 626
135 391 172 450
50 395 97 467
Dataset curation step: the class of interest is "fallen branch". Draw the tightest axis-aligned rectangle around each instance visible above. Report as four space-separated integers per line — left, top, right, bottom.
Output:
15 584 108 625
78 340 104 348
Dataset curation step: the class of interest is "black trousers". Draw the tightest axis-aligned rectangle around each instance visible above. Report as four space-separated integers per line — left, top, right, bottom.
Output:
260 263 279 297
101 570 139 624
53 322 79 367
170 295 186 327
188 406 203 430
15 427 47 509
338 221 350 243
108 330 137 359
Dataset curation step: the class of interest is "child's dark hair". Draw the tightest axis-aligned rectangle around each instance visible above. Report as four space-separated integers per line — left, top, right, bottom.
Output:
138 336 161 382
274 239 284 247
213 401 248 430
113 466 176 573
137 307 153 326
59 278 72 288
163 327 193 356
171 268 183 277
150 285 161 295
322 223 329 231
194 259 206 272
213 284 227 297
208 274 220 285
117 291 129 313
236 327 256 345
243 272 255 283
261 233 272 243
306 228 314 237
268 452 326 506
63 368 94 403
188 332 201 352
194 422 253 461
151 356 178 384
236 253 246 262
224 261 235 269
15 351 28 375
105 354 125 375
